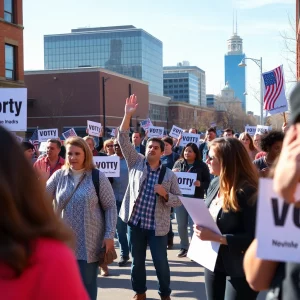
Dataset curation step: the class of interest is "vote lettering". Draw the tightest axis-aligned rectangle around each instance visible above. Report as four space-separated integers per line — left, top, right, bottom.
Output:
182 136 198 143
89 125 100 132
40 130 57 137
95 161 118 170
0 99 22 117
177 177 194 188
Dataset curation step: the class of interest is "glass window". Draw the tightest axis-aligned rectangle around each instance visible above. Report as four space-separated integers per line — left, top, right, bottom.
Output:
4 0 13 23
5 44 15 80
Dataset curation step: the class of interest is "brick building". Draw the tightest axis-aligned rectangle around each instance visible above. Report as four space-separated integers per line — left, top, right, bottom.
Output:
24 68 149 136
0 0 24 87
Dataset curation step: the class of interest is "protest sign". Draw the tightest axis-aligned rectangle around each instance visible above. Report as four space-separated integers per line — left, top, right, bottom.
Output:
169 125 183 139
93 156 120 177
175 172 197 195
110 128 116 137
148 126 164 138
87 120 102 137
39 142 47 152
255 125 271 135
0 88 27 131
245 126 257 136
256 178 300 262
180 133 200 147
140 118 153 130
62 128 77 140
38 128 59 142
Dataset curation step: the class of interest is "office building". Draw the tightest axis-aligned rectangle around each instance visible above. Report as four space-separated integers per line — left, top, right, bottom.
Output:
163 63 206 106
224 22 246 111
0 0 24 87
44 25 163 95
206 94 218 108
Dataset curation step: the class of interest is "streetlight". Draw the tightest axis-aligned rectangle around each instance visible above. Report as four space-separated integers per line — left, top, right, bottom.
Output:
238 57 264 125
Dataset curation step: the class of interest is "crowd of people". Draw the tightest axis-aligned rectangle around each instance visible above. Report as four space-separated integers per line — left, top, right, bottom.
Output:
1 89 300 300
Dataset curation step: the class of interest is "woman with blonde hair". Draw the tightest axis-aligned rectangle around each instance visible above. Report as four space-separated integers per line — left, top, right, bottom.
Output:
103 138 115 155
0 127 89 299
239 132 258 161
46 136 117 300
193 137 259 300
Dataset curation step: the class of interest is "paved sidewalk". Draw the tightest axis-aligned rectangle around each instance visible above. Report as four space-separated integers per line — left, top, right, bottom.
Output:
97 221 266 300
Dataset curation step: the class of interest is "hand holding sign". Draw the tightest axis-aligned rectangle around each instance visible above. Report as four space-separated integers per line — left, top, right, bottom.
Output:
125 94 138 116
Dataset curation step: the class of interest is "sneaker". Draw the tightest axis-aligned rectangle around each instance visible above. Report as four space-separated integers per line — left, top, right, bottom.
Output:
177 248 188 257
118 256 130 267
132 293 146 300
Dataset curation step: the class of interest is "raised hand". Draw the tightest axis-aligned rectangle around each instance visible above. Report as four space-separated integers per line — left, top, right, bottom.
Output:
125 94 138 116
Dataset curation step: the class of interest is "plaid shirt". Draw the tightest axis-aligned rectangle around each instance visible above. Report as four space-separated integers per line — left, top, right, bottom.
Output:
129 163 161 230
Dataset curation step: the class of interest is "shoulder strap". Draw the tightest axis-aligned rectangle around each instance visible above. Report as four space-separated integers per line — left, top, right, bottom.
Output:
92 168 100 201
158 165 167 185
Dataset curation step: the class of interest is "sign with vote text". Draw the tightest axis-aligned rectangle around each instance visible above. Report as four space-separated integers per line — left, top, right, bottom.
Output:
93 156 120 177
87 120 102 137
256 178 300 262
148 126 164 138
38 128 59 142
245 126 257 136
175 172 197 195
0 88 27 131
169 125 183 139
180 133 200 147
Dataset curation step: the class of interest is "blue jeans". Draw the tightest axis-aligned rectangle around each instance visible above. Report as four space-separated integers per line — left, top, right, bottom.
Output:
77 260 99 300
176 204 194 250
128 223 171 297
116 202 130 258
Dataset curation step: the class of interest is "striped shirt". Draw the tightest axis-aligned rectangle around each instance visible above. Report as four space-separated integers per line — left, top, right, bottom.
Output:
129 163 161 230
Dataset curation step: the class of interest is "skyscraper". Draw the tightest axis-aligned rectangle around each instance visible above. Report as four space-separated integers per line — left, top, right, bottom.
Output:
44 25 163 95
224 19 246 111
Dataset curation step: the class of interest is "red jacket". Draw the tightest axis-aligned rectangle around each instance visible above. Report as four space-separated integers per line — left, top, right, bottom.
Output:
0 238 89 300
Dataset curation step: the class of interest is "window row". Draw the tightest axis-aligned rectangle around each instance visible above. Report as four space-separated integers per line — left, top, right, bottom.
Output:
5 44 15 80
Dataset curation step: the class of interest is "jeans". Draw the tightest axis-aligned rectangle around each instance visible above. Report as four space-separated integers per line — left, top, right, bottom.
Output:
204 268 258 300
176 204 194 249
77 260 99 300
128 223 171 297
116 202 130 258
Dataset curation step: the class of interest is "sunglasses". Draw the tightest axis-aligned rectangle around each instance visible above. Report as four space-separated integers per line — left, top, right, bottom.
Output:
207 155 215 161
113 144 120 147
106 145 114 148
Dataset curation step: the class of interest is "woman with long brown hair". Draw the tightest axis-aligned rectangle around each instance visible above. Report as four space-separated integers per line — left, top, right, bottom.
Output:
239 132 259 161
194 137 259 300
0 126 88 299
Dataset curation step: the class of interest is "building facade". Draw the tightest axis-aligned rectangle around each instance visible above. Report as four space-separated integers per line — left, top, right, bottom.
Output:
0 0 24 87
206 94 218 108
163 64 206 107
224 26 246 111
24 68 149 136
44 25 163 95
163 72 199 105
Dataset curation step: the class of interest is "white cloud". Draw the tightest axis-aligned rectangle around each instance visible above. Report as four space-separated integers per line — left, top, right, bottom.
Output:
236 0 294 9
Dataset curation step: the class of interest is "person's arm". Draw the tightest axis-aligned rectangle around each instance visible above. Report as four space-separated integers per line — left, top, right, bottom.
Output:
164 172 183 208
244 239 279 291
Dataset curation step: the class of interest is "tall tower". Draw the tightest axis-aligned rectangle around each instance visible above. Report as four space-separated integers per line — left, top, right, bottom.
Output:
224 14 246 111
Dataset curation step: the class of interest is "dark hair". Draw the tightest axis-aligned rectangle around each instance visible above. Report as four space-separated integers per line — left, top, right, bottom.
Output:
132 132 141 138
162 136 173 146
180 142 201 161
47 139 61 149
22 142 35 151
260 131 284 152
207 127 216 134
224 128 235 134
0 126 73 277
146 138 165 152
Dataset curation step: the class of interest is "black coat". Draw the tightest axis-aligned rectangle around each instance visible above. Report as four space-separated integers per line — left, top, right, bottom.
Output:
206 177 257 277
172 159 211 198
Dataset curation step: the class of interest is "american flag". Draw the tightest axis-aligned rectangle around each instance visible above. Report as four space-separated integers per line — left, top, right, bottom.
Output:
62 128 77 139
262 66 284 111
29 129 39 147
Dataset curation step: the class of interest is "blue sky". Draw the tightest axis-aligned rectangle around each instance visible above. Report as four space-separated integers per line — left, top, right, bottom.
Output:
23 0 295 115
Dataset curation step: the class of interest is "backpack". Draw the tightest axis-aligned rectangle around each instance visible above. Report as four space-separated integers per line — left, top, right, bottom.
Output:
92 168 101 201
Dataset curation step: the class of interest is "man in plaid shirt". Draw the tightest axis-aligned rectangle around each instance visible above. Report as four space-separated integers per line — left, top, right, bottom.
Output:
118 95 182 300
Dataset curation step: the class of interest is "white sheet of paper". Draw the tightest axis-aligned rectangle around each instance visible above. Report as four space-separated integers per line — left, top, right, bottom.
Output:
256 178 300 263
179 196 221 271
175 172 197 195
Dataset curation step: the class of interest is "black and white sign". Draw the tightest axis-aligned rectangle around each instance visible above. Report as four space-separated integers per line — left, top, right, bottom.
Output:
148 126 164 138
87 120 102 137
38 128 59 142
180 133 200 147
169 125 183 139
256 178 300 262
245 126 257 136
93 156 120 177
175 172 197 195
0 88 27 131
255 125 271 135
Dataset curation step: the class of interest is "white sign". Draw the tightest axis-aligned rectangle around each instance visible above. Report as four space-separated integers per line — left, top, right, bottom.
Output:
245 126 257 136
148 126 164 138
38 128 59 142
169 125 183 139
93 156 120 177
175 172 197 195
255 125 271 135
39 142 48 152
0 88 27 131
87 120 102 137
110 128 116 137
179 196 221 271
140 118 153 130
180 133 200 147
256 178 300 263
